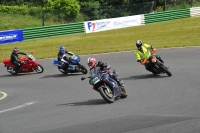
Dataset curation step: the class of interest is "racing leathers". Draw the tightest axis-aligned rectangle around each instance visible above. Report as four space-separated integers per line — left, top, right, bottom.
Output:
135 44 164 74
96 61 124 87
57 50 73 71
10 51 27 72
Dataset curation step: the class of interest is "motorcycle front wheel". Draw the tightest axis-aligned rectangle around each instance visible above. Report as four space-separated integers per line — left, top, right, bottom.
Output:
160 65 172 76
35 64 44 73
99 86 114 103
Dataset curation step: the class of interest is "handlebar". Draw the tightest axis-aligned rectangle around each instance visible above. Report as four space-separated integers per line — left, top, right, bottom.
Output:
151 48 157 54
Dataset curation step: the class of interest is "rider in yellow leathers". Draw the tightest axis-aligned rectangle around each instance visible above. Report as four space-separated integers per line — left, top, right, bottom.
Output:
134 40 164 75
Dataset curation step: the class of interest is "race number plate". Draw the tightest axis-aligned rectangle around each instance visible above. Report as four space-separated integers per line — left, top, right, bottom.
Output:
92 77 100 84
71 55 77 60
28 55 34 59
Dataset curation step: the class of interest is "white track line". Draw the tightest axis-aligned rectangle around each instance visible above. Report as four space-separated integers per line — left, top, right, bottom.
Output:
0 91 7 100
0 102 36 114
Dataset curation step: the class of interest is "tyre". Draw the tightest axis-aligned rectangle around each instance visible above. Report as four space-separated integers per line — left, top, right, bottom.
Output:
160 65 172 76
35 64 44 73
120 87 127 98
58 66 68 74
99 86 115 103
79 65 88 74
7 66 17 75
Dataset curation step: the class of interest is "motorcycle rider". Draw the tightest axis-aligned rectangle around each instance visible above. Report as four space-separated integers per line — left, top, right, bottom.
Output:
10 47 27 72
134 40 164 74
57 46 73 71
87 57 124 87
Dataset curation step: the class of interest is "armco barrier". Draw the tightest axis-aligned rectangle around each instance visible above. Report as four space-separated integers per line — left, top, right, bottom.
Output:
23 22 84 40
144 8 190 24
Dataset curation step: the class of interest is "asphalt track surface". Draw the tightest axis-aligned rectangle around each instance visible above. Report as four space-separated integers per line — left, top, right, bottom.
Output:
0 47 200 133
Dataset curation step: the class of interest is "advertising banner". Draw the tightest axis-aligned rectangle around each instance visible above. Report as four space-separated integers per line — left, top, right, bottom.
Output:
84 15 141 33
0 29 24 44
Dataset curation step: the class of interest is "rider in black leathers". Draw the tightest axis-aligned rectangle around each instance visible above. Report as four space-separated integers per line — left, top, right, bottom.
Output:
10 47 26 72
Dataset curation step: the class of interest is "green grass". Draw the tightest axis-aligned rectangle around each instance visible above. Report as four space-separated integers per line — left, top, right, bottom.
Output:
0 13 55 30
0 16 200 61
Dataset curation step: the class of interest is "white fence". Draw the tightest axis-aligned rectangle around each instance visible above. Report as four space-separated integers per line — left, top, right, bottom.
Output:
190 7 200 17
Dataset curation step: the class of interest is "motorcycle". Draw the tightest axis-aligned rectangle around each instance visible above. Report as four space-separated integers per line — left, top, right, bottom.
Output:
53 54 88 74
81 67 127 103
3 53 44 75
141 49 172 76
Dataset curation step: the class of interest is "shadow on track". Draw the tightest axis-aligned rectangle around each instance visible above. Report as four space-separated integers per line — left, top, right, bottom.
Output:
0 73 38 78
56 99 107 106
40 73 83 79
122 74 169 80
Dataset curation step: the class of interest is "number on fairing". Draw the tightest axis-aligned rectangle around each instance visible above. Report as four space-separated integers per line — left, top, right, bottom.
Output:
92 77 100 84
28 55 34 59
71 55 77 60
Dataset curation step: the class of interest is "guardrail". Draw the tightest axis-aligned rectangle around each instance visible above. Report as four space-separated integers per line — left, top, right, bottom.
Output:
190 7 200 17
144 8 190 24
23 22 85 40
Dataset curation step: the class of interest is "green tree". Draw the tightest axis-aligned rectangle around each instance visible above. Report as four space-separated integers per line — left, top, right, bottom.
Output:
79 0 100 20
46 0 80 16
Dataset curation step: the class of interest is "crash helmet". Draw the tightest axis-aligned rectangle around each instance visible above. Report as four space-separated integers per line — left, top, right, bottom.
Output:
59 46 65 51
136 40 143 49
87 57 97 68
13 47 19 53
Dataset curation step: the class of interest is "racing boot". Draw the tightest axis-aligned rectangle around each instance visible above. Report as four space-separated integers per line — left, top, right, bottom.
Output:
115 77 124 87
64 63 69 73
116 78 126 96
14 66 21 73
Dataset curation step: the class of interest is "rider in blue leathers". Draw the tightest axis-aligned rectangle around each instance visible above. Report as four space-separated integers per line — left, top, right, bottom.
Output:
57 46 73 71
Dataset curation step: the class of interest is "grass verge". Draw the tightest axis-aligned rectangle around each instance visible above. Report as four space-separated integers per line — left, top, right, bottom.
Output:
0 16 200 61
0 12 55 30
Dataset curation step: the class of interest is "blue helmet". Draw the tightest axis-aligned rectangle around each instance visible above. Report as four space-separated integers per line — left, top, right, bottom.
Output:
59 46 65 51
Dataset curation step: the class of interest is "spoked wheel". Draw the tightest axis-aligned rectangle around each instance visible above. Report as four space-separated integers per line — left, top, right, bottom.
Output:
34 65 44 73
79 65 88 74
7 66 17 75
58 66 68 74
99 86 114 103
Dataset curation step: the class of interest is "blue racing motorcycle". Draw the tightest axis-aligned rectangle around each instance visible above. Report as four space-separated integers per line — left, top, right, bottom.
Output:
81 67 127 103
53 54 88 74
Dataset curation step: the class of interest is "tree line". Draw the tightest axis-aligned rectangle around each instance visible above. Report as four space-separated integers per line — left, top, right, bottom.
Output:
0 0 195 24
1 0 189 7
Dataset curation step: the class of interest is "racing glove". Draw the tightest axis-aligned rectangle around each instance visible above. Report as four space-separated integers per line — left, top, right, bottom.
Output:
21 61 25 64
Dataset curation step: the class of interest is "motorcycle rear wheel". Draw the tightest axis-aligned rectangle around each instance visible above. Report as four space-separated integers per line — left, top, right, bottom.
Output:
35 65 44 73
7 66 17 75
99 87 115 103
79 65 88 74
58 66 68 74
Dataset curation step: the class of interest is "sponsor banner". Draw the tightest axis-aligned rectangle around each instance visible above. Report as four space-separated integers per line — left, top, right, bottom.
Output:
0 29 23 44
84 15 141 33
